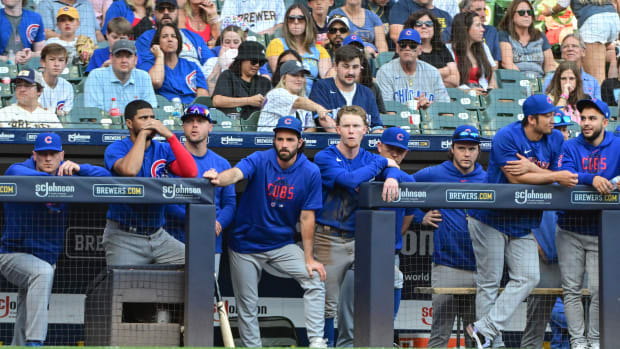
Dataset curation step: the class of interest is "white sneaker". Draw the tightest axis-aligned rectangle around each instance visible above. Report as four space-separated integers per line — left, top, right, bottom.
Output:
466 324 484 349
309 337 328 348
572 343 589 349
589 341 600 349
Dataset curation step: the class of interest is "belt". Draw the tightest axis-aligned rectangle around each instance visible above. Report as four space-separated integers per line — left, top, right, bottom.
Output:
318 224 355 239
115 221 161 236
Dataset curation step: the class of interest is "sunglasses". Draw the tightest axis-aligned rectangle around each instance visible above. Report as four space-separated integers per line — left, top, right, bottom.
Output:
328 27 349 34
287 15 306 23
454 130 480 141
156 5 176 12
517 9 533 16
184 105 209 117
414 20 434 28
554 115 572 124
399 42 418 50
249 59 262 66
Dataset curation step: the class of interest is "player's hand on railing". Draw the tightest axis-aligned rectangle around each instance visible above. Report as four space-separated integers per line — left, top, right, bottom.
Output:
422 210 442 228
203 168 220 185
382 177 399 202
593 175 614 195
57 160 81 176
505 153 538 176
553 170 578 187
306 257 327 281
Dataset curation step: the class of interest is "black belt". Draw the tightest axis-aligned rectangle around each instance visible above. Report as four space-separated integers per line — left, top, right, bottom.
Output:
318 224 355 239
115 221 161 236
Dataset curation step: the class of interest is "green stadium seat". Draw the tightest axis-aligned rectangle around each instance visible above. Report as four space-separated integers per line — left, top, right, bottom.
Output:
0 61 18 79
155 108 182 130
447 88 483 111
375 51 395 70
65 107 121 129
246 31 268 48
191 95 214 108
380 114 419 133
74 78 86 94
73 93 85 108
210 108 242 131
606 106 620 132
480 102 524 136
19 59 42 73
421 102 479 135
241 111 260 132
495 69 537 96
60 65 83 84
482 88 526 109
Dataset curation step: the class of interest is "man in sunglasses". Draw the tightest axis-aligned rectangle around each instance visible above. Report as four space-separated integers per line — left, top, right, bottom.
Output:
164 104 235 277
323 15 350 58
466 94 578 349
102 99 197 266
377 28 449 109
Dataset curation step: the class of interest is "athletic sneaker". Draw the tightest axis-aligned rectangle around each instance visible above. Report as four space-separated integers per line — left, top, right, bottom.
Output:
589 341 600 349
466 324 485 349
571 343 589 349
309 337 328 348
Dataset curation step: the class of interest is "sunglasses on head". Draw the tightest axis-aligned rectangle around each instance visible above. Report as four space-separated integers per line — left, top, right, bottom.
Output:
414 20 433 28
517 9 533 16
287 15 306 22
554 115 572 124
328 27 349 34
185 105 208 116
399 42 418 50
454 130 480 141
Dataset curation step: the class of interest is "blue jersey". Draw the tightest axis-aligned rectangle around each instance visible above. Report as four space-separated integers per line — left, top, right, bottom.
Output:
101 1 135 36
0 9 45 54
473 121 564 237
0 158 110 264
136 28 214 66
164 149 236 252
230 149 323 253
139 57 207 104
105 137 177 228
557 131 620 235
314 145 388 232
377 167 415 252
414 161 487 271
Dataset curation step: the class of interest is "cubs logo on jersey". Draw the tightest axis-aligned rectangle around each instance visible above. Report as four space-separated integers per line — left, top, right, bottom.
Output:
267 177 294 206
151 159 170 178
186 70 197 93
26 24 40 44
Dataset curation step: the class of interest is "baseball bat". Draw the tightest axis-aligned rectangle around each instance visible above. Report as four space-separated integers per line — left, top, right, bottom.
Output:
215 273 235 348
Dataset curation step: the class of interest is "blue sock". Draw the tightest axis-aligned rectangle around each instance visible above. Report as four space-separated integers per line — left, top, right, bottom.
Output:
394 288 402 320
324 317 335 347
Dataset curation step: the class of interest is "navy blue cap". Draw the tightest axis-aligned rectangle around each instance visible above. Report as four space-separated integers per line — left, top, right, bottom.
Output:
398 29 421 44
576 98 611 119
523 94 556 118
452 125 481 143
34 133 63 152
381 127 410 150
553 107 573 127
274 116 302 136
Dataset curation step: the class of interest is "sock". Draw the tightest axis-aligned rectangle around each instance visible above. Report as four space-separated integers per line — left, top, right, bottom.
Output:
324 317 335 347
394 288 402 320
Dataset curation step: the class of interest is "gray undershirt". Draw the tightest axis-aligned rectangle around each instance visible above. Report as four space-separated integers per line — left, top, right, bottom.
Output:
6 14 24 53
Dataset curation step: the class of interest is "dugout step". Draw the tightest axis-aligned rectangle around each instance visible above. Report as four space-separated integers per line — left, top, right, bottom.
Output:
84 265 185 346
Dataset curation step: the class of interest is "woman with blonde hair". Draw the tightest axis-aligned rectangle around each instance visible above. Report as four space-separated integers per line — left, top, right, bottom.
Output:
102 0 154 35
178 0 220 47
546 61 589 121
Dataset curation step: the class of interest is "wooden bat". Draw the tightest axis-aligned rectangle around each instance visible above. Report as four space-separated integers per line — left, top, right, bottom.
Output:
215 273 234 348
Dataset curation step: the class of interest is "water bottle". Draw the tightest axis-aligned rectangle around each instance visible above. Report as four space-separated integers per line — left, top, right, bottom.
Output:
611 176 620 190
7 50 15 65
523 80 532 96
406 99 420 126
172 97 182 118
109 97 121 118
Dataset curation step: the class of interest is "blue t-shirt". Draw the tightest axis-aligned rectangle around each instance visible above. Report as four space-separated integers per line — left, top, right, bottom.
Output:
329 8 383 44
230 149 323 253
377 167 416 252
101 0 135 36
164 149 236 253
473 121 564 237
0 9 45 54
314 145 388 232
389 1 452 38
413 161 487 271
104 137 177 228
139 57 207 104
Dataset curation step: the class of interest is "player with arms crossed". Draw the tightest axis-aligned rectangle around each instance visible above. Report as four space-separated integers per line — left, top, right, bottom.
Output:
205 116 328 348
467 95 578 348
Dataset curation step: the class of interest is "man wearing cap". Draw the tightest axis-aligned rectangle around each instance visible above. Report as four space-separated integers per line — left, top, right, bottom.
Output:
0 69 62 128
103 99 197 266
466 94 578 349
0 132 109 346
555 98 620 349
85 39 157 113
411 125 486 348
164 104 235 277
38 0 102 42
0 0 46 64
389 0 452 44
323 15 350 57
205 116 327 348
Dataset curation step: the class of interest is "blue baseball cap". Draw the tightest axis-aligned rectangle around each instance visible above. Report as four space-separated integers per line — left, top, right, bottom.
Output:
576 98 611 119
553 107 573 127
181 104 216 123
274 116 303 136
342 35 378 51
522 94 556 118
381 127 410 150
615 125 620 136
34 133 63 152
398 29 421 44
452 124 481 143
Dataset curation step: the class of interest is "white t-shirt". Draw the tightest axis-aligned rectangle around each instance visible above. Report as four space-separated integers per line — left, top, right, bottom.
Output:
0 104 63 128
341 84 357 106
46 37 78 63
258 87 315 132
220 0 285 33
39 76 74 113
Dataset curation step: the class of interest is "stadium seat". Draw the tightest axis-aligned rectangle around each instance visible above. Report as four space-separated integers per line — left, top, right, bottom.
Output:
421 102 479 135
156 94 174 110
73 93 85 108
210 108 242 132
19 59 42 73
375 51 395 70
382 100 421 132
480 102 524 136
446 88 483 111
154 108 182 130
481 88 526 110
606 106 619 132
65 107 121 129
74 79 87 94
0 61 18 79
495 69 537 96
60 65 83 84
241 111 260 132
191 95 214 108
246 31 268 48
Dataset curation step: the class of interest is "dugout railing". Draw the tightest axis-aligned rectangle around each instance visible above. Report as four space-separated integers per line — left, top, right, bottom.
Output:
356 182 620 348
0 176 216 347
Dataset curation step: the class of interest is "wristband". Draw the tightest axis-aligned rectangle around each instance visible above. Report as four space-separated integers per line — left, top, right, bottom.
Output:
208 15 220 24
560 93 569 99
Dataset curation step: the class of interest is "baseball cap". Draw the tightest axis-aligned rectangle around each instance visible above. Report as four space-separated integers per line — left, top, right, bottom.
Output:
111 39 136 55
13 69 44 86
614 125 620 136
279 60 310 77
398 29 421 44
181 104 216 123
342 34 378 51
452 124 481 143
56 6 79 20
381 127 410 150
274 116 303 136
235 41 267 65
522 94 556 118
553 107 573 127
155 0 178 8
34 133 63 152
576 98 611 119
327 15 350 30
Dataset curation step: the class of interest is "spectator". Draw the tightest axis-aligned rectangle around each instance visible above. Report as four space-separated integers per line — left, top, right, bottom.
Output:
259 60 329 132
329 0 388 52
364 0 393 24
266 4 332 95
376 29 449 109
497 0 556 78
271 49 303 87
103 99 197 266
322 15 350 57
309 45 384 133
178 0 219 46
433 0 458 17
102 0 154 36
447 12 497 93
204 25 244 92
546 61 588 121
38 0 103 42
218 0 285 35
86 16 135 73
45 6 82 63
459 0 501 63
543 34 602 100
0 132 109 347
85 39 157 112
357 52 386 114
211 41 271 119
601 56 620 106
0 0 46 64
143 23 208 103
404 9 459 88
38 44 74 115
308 0 333 44
540 0 620 85
0 69 62 128
136 0 213 70
91 0 111 29
389 0 452 45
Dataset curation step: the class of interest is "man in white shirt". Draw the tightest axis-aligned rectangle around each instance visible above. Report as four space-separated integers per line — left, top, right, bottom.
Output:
38 43 74 115
0 69 63 128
